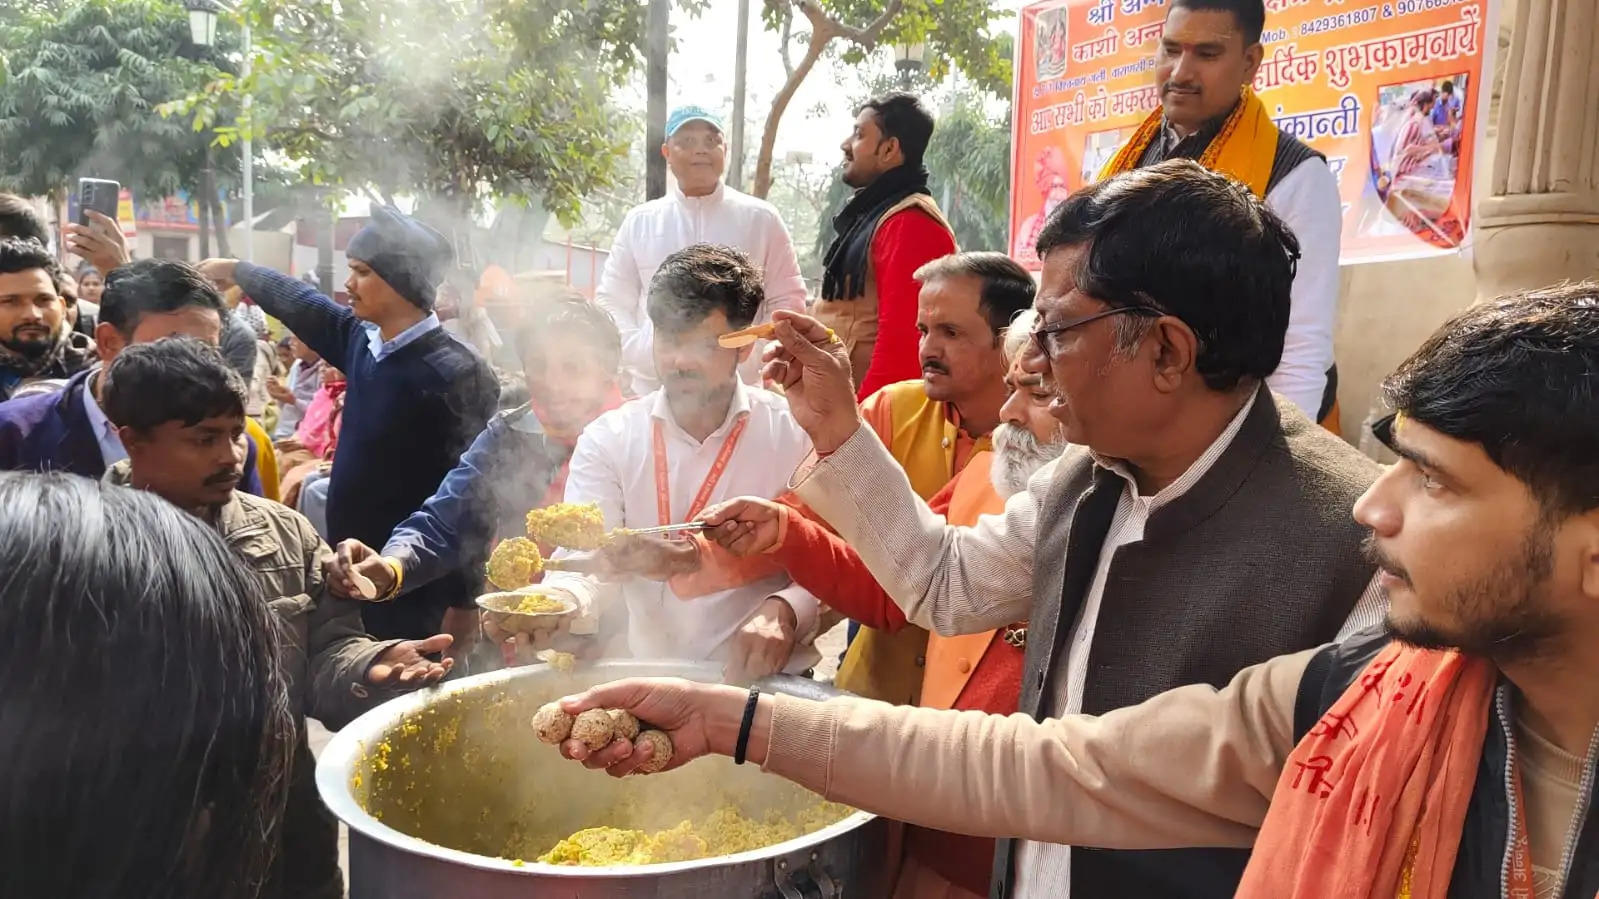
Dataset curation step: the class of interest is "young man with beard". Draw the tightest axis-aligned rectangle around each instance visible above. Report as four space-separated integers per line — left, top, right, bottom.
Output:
700 160 1385 898
0 258 264 495
816 93 958 400
199 206 500 644
1097 0 1342 426
703 308 1065 896
99 336 453 899
560 282 1599 899
536 245 821 683
0 238 94 399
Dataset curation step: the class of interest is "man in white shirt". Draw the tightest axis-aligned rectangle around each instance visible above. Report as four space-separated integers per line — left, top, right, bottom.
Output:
739 161 1385 898
544 244 819 681
1095 0 1342 425
594 105 807 395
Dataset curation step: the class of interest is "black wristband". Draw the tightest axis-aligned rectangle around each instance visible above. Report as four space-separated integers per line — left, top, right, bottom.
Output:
733 685 761 765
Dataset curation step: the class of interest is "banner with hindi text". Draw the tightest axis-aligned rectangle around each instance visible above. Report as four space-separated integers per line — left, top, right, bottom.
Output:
1009 0 1494 268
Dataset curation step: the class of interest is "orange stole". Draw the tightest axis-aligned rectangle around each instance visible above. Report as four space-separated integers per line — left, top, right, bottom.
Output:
919 451 1007 711
1096 87 1280 200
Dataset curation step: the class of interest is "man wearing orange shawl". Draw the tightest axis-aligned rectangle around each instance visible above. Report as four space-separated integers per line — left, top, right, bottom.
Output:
1100 0 1344 431
558 284 1599 899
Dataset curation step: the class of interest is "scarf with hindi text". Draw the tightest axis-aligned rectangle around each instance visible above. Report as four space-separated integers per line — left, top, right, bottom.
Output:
821 164 934 301
1237 641 1497 899
1097 87 1280 199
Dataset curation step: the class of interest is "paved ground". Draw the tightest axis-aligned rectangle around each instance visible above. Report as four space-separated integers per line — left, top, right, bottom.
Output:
307 619 850 889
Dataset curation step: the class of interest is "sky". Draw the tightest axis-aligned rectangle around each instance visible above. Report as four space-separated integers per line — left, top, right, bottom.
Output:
617 0 1025 170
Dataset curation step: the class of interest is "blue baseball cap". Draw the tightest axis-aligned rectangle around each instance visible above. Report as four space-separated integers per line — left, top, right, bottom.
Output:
666 105 724 139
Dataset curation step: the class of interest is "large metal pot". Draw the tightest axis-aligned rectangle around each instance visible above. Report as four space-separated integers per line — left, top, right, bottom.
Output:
316 660 888 898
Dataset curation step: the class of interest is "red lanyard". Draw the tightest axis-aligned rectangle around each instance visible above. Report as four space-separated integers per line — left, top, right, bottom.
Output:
1507 764 1535 899
652 414 749 527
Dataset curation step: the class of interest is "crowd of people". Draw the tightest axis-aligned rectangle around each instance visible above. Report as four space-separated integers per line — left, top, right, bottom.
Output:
2 0 1596 896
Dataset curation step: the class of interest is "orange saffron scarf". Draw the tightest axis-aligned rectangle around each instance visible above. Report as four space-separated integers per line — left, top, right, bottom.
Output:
1096 86 1280 200
1238 642 1497 899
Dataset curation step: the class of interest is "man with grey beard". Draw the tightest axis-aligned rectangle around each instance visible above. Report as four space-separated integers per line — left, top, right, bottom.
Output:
700 308 1066 897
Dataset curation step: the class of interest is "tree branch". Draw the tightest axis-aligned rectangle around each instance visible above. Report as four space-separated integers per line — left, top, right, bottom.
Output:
778 2 794 77
796 0 904 48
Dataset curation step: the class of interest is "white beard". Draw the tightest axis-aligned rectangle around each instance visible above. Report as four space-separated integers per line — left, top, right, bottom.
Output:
989 422 1069 499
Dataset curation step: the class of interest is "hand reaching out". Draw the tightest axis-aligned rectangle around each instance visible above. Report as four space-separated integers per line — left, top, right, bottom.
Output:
760 310 862 455
554 677 760 777
699 496 788 557
367 633 454 687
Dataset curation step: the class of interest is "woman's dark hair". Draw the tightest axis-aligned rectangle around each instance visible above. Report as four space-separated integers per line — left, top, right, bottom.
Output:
102 336 248 431
0 235 64 296
914 251 1038 337
859 92 936 169
100 258 225 337
1035 158 1298 393
1384 282 1599 518
647 244 764 333
1169 0 1266 45
514 294 623 376
0 472 293 898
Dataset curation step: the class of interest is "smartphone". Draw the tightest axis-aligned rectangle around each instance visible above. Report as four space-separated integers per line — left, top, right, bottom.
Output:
78 178 120 227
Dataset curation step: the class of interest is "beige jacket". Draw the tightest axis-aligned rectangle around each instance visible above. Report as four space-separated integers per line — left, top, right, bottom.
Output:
761 647 1318 849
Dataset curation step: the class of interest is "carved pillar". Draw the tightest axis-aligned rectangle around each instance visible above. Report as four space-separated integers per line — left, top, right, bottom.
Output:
1473 0 1599 300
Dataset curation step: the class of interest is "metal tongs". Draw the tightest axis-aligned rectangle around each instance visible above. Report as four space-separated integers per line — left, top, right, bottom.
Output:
612 521 708 538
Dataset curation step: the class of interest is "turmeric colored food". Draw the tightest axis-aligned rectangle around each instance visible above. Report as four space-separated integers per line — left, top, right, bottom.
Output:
525 503 607 550
535 802 853 866
486 537 543 590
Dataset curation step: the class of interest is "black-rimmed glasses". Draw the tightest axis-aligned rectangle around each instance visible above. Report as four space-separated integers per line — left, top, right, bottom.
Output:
1029 305 1164 358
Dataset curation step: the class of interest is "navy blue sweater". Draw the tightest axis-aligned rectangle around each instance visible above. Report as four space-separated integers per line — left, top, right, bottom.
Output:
237 263 498 639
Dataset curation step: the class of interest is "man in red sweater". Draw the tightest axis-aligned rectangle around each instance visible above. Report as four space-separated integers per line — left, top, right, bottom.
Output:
814 92 958 400
702 310 1069 897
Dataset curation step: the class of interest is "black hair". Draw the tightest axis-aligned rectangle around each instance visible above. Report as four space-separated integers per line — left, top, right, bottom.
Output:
0 236 64 296
1384 282 1599 518
914 252 1038 337
514 294 623 376
1036 158 1298 393
1440 79 1455 93
99 258 225 337
646 244 764 333
859 92 936 169
102 336 248 431
0 471 293 898
0 193 48 246
1170 0 1266 45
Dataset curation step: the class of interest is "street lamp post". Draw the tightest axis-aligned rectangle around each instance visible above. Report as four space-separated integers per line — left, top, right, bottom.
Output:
185 0 252 263
893 41 927 90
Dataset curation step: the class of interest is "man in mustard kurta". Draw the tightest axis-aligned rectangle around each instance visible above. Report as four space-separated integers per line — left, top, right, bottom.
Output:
833 252 1035 704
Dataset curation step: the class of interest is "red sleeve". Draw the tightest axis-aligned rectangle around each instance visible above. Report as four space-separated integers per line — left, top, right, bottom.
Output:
770 483 956 632
856 209 957 400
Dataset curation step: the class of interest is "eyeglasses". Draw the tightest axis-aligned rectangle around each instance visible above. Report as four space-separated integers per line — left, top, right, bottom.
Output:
1029 305 1164 359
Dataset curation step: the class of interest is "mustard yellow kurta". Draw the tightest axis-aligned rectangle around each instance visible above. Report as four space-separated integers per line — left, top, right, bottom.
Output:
833 380 989 704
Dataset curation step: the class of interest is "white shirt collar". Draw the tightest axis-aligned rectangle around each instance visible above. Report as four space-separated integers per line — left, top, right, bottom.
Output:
1097 390 1258 508
80 370 127 467
669 180 726 205
647 378 752 443
365 312 441 361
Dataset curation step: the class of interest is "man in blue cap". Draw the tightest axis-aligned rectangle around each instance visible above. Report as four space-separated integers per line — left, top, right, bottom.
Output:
200 205 499 645
594 104 807 395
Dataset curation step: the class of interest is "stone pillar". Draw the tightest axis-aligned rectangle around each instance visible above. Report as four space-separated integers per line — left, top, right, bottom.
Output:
1473 0 1599 300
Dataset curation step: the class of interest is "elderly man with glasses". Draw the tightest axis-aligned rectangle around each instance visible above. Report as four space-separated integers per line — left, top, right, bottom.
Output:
715 159 1387 899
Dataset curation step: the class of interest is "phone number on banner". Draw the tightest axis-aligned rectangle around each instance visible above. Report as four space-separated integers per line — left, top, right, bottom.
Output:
1300 7 1379 34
